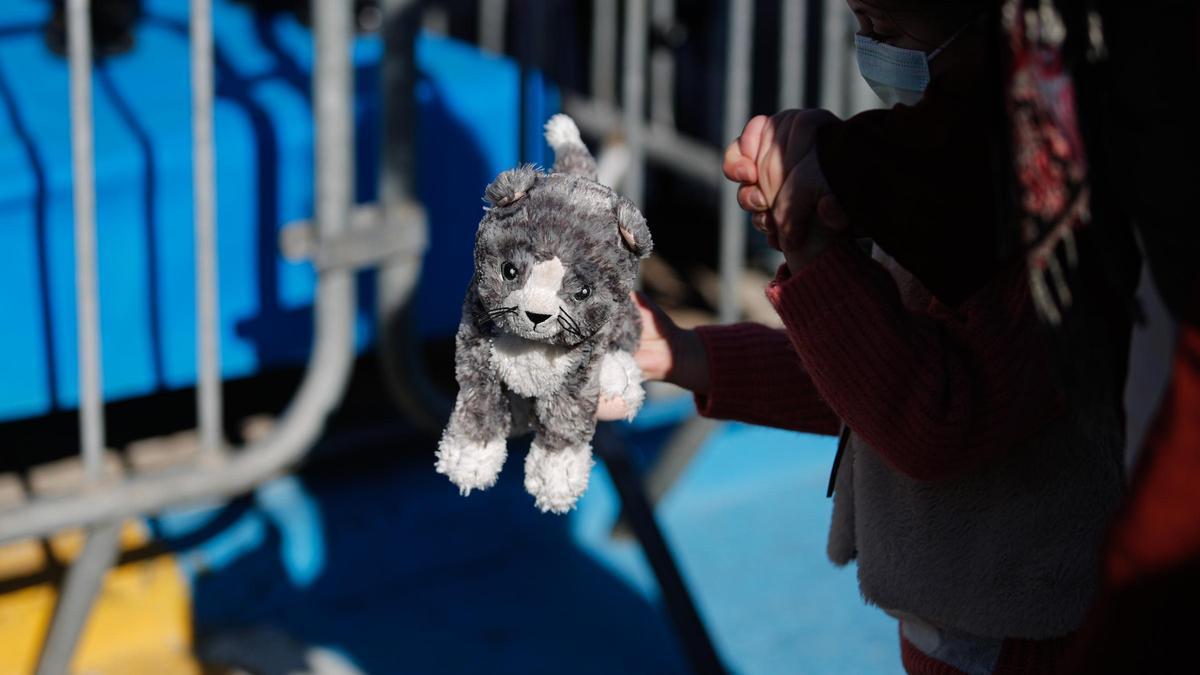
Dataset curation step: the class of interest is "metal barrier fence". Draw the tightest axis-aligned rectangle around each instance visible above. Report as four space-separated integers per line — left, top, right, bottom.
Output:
0 0 390 671
0 1 878 671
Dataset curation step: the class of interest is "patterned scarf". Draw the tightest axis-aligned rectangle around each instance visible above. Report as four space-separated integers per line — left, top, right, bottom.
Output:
1002 0 1105 324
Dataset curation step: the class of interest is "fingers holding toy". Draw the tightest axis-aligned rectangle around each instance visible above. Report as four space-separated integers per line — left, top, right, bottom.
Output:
596 394 631 421
595 350 646 422
629 292 711 395
630 291 676 383
722 114 770 185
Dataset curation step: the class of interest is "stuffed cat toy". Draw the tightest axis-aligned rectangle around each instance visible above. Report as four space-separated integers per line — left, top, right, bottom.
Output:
435 114 652 514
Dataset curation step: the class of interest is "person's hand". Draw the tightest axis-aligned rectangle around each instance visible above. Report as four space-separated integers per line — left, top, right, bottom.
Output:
597 293 709 420
595 394 630 421
778 193 851 272
723 109 838 241
723 109 846 271
631 293 709 393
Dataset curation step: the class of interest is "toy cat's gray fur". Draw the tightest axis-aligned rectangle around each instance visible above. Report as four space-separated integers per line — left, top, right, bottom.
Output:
435 115 652 514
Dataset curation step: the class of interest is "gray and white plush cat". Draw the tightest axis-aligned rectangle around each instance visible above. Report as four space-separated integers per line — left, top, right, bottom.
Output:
435 114 652 514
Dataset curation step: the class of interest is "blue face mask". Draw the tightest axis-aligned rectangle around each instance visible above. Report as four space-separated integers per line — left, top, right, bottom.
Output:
854 30 960 107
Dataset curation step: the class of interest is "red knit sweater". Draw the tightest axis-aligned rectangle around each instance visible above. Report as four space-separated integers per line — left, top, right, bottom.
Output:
693 240 1072 673
696 239 1063 482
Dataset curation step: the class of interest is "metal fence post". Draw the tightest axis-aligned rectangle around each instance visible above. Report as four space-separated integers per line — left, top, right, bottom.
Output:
779 0 807 110
68 1 104 486
35 522 122 675
650 0 676 126
35 2 122 672
375 0 446 433
622 0 648 206
478 0 507 54
192 0 223 462
591 0 618 104
820 0 848 115
718 0 752 324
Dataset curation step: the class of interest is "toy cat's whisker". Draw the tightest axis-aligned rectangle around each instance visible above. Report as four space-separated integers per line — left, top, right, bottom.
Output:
559 309 585 337
472 304 517 329
557 316 583 340
556 313 579 336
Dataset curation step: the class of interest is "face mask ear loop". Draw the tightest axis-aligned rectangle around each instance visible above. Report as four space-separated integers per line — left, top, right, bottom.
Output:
927 21 972 61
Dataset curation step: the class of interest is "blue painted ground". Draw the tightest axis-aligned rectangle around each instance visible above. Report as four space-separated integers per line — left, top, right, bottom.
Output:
154 417 902 675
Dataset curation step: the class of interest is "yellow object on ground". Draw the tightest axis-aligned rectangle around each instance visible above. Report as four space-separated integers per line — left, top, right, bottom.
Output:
0 521 201 675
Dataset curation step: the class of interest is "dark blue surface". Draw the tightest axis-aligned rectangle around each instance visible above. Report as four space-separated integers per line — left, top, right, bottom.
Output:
154 421 901 674
157 441 691 675
0 0 555 421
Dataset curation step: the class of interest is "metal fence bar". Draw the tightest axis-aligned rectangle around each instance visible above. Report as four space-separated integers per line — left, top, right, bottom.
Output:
595 426 728 675
819 0 847 115
35 5 121 671
779 0 806 109
649 0 675 126
67 0 105 484
621 0 648 205
591 0 617 104
564 96 722 186
375 0 445 433
478 0 507 54
192 0 223 461
315 0 353 239
35 521 122 675
718 0 753 324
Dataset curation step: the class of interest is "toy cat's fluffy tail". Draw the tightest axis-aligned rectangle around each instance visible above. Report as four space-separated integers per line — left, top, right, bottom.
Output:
544 114 598 181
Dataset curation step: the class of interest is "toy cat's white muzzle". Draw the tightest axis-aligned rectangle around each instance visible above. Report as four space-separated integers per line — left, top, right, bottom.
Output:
504 256 566 338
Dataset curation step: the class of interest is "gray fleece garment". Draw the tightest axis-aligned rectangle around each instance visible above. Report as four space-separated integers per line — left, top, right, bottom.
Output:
827 251 1126 641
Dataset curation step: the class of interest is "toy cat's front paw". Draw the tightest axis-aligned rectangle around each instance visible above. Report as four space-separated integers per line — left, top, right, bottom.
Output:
435 433 508 496
524 442 594 514
597 350 645 421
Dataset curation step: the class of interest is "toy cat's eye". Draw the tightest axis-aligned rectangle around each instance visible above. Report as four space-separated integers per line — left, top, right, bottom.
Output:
573 286 591 301
501 261 519 280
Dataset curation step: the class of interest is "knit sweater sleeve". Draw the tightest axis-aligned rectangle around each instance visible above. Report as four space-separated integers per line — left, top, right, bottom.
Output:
766 239 1065 482
692 322 842 437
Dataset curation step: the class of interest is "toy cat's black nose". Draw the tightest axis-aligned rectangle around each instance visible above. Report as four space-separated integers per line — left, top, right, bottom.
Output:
526 311 551 326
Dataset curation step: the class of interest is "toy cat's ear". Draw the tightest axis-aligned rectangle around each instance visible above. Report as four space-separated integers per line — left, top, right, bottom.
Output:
615 199 653 258
483 165 538 208
544 114 598 181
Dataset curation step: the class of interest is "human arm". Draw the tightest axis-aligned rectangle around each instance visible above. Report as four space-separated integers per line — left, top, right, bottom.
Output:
629 292 841 436
767 239 1065 482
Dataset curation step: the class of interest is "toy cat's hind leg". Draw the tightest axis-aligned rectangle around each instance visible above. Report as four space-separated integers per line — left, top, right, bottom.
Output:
524 385 599 514
436 325 511 496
